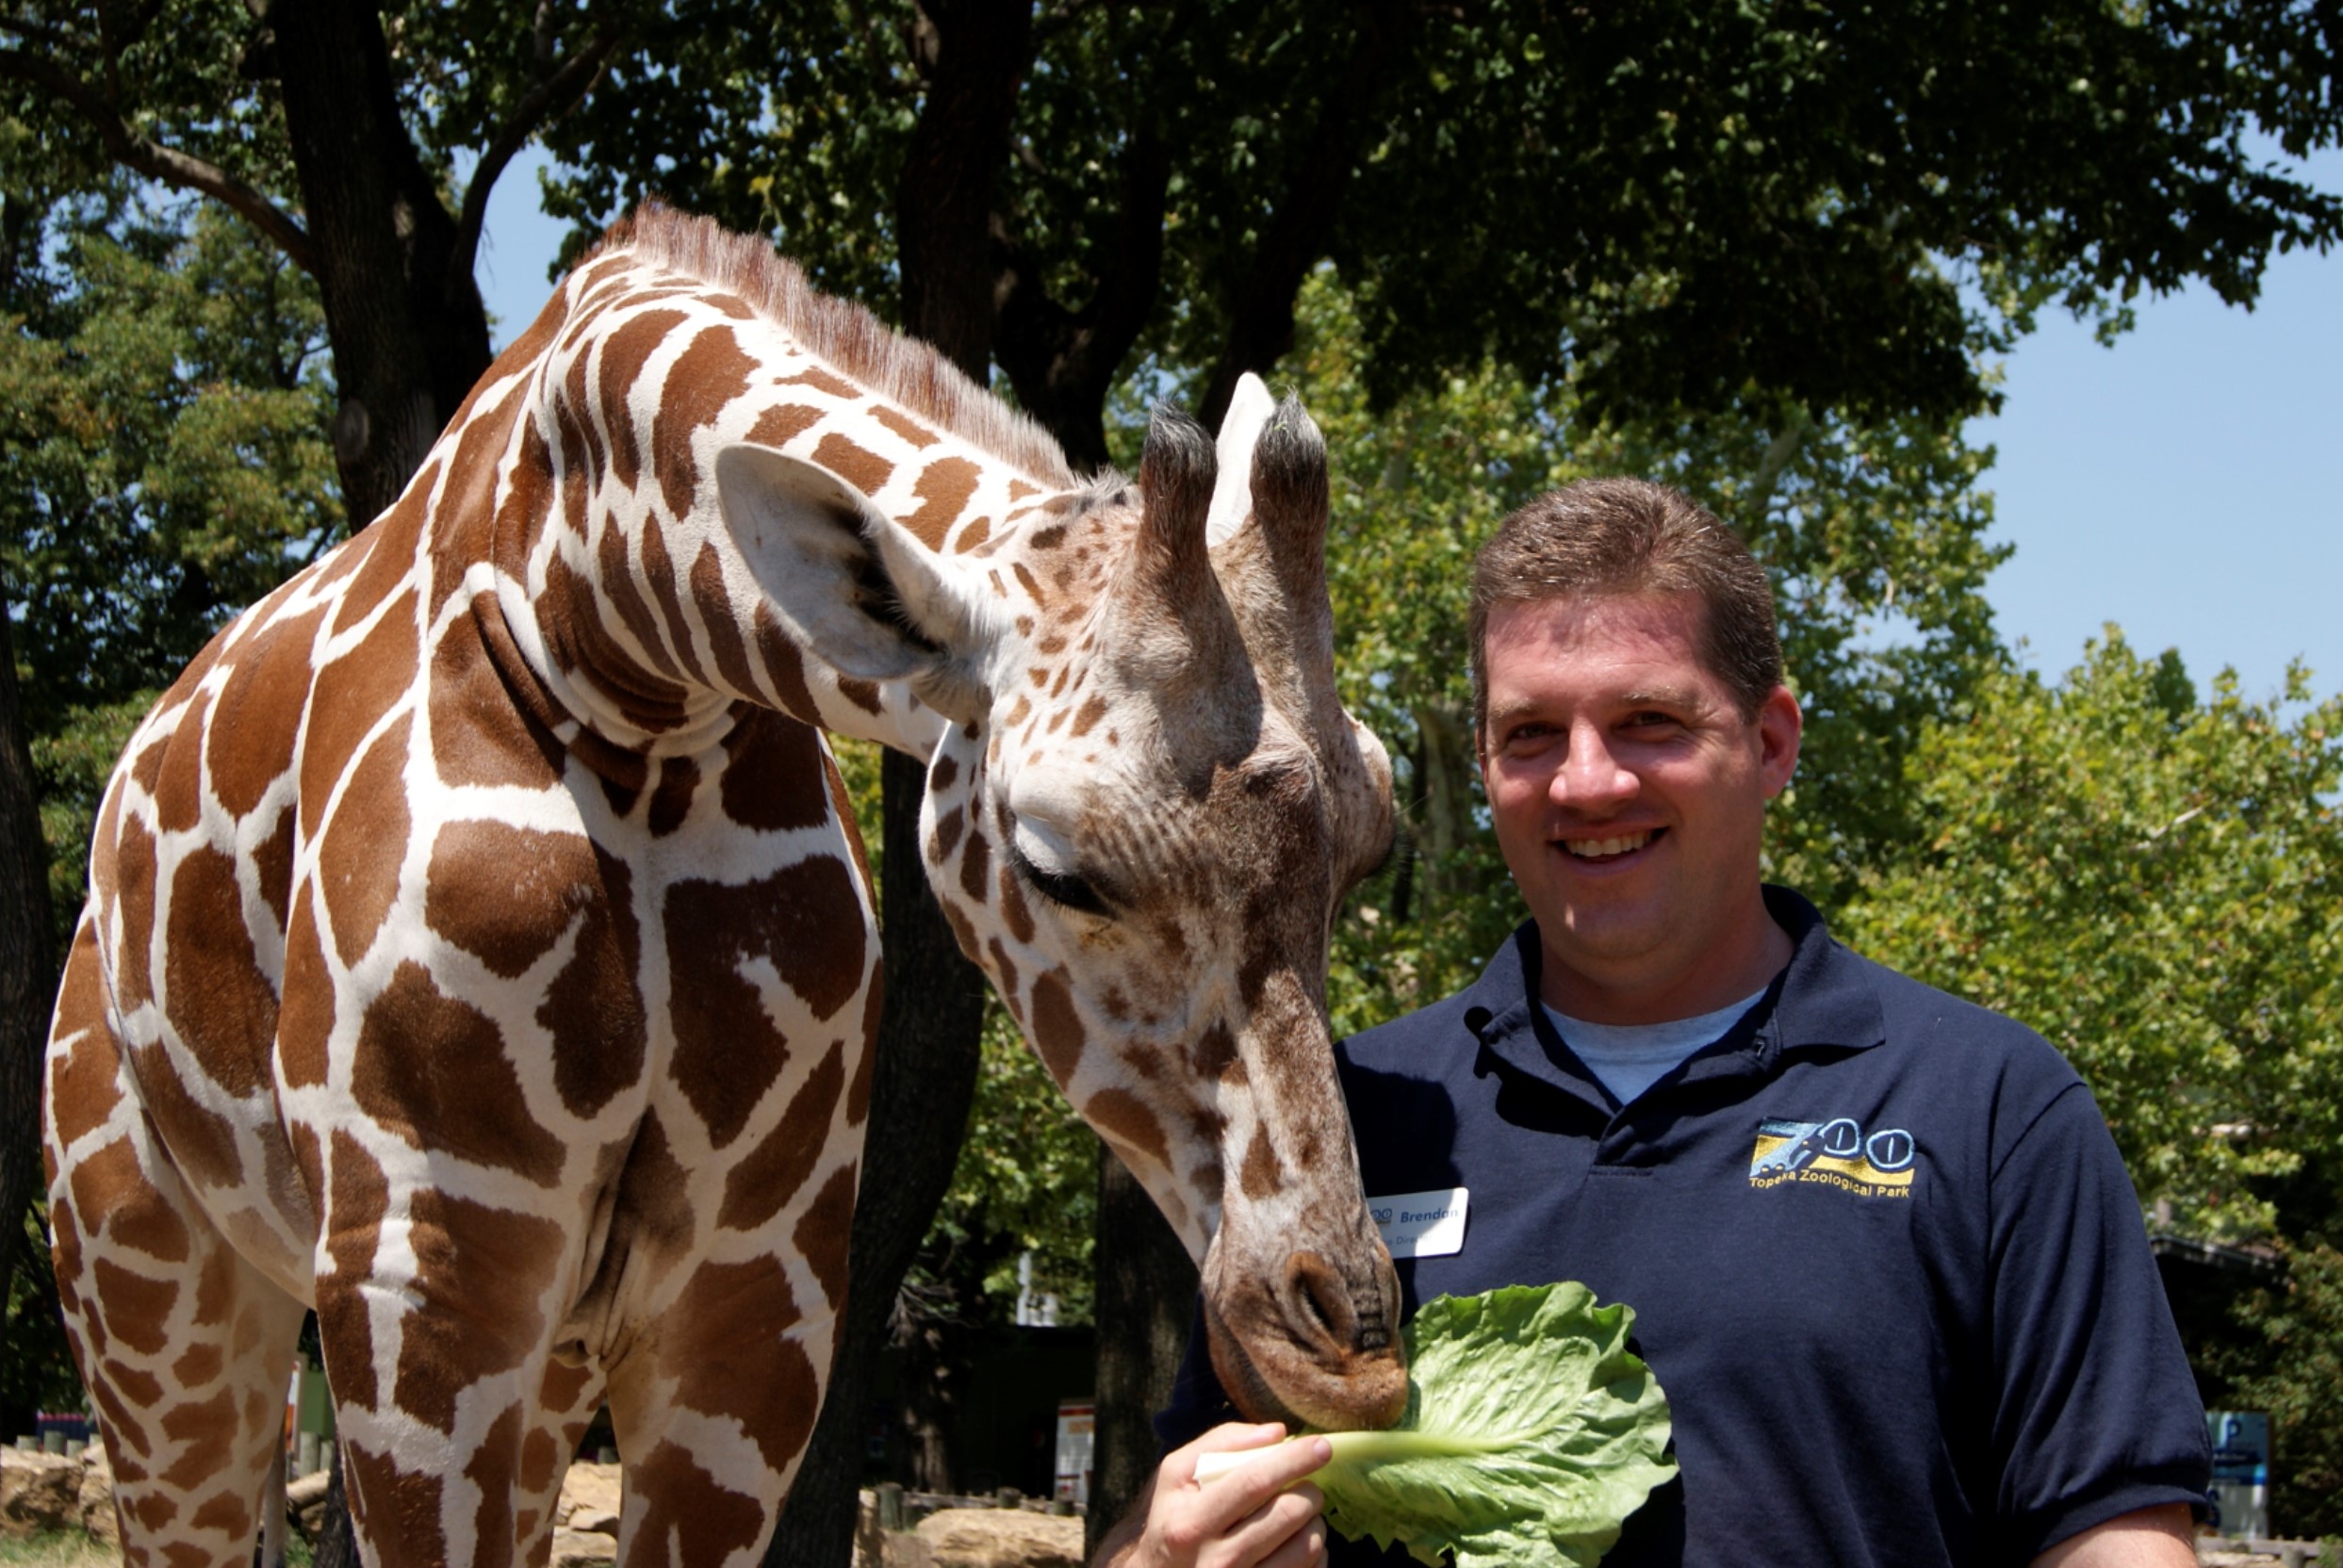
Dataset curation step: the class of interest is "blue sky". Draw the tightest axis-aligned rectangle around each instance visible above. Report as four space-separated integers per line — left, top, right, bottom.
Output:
471 149 2341 707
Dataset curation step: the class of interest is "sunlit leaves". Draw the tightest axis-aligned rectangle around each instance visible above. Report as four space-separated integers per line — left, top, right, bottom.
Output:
1843 636 2343 1244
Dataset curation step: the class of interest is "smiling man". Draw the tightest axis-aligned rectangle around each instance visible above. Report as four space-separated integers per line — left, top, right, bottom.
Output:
1099 479 2210 1568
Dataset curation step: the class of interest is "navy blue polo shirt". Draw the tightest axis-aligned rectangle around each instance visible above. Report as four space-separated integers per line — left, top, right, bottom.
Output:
1159 888 2209 1566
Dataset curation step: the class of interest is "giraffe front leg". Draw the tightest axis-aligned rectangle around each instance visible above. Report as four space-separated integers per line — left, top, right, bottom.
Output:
46 942 308 1568
311 1129 585 1568
599 1250 838 1568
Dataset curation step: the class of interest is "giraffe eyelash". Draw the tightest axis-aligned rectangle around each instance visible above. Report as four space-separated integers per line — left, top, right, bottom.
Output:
1007 836 1113 918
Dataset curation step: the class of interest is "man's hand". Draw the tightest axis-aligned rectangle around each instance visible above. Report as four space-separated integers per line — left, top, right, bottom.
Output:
1091 1422 1335 1568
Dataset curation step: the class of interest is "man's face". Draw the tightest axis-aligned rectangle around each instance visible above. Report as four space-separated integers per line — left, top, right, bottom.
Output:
1478 592 1801 1022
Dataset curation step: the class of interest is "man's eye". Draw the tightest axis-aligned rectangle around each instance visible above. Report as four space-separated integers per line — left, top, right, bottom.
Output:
1008 838 1112 917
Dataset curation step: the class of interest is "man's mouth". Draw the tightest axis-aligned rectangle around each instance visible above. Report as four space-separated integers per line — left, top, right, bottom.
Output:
1561 829 1657 860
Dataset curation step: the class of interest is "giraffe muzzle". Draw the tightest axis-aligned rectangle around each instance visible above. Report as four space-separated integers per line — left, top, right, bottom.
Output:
1202 1237 1410 1432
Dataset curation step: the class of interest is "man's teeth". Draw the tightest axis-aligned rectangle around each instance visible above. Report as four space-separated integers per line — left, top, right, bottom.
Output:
1564 831 1652 858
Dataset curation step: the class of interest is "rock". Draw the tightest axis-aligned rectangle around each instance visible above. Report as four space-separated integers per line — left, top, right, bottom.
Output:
913 1506 1084 1568
549 1524 620 1568
558 1461 622 1536
76 1446 117 1545
286 1468 333 1539
0 1447 85 1539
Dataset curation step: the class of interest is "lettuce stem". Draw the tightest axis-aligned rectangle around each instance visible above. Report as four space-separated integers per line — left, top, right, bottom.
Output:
1195 1429 1521 1485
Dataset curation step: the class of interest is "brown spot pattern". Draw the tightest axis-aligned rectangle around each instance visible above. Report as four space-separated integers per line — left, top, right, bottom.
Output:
162 845 277 1097
391 1184 565 1434
665 856 866 1148
689 544 760 699
1240 1124 1284 1200
425 821 598 980
794 1161 859 1311
352 961 565 1186
434 600 566 792
345 1440 447 1562
465 1401 525 1568
752 603 822 722
900 456 980 548
660 1260 818 1478
869 405 938 449
330 492 426 637
1087 1087 1172 1167
597 308 690 493
716 1039 845 1232
92 1261 175 1358
302 595 420 840
316 714 414 968
275 906 334 1091
624 1440 771 1568
319 1132 391 1413
778 365 859 399
205 610 323 819
538 847 648 1120
1027 971 1085 1086
125 1039 243 1191
742 401 825 450
655 325 758 518
811 432 894 498
718 712 830 832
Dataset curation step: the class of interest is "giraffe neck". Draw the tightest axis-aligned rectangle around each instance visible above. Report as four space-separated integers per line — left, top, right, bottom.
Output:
468 237 1081 764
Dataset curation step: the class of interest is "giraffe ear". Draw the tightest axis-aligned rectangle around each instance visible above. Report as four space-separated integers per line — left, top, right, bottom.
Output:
713 442 992 723
1204 372 1277 548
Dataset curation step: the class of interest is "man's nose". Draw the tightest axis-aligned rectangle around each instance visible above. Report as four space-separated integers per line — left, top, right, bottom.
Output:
1552 724 1636 808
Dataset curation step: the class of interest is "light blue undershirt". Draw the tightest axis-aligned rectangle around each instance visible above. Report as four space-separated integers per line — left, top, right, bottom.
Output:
1544 988 1769 1106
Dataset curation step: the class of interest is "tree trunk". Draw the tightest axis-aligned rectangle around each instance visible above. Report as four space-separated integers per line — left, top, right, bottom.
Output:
1084 1154 1198 1560
259 0 493 531
0 611 57 1348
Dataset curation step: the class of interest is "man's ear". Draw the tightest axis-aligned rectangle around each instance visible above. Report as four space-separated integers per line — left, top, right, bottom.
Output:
1758 684 1803 797
713 442 991 721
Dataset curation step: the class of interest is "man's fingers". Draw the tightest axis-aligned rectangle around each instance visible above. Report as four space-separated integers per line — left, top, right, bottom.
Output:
1215 1483 1328 1568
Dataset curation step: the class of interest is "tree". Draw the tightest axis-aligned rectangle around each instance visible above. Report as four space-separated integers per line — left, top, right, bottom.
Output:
1838 636 2343 1537
0 0 639 521
1842 637 2343 1249
0 188 342 1428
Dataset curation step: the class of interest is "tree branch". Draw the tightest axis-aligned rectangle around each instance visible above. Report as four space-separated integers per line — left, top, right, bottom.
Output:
449 26 626 292
1198 0 1420 428
0 46 316 271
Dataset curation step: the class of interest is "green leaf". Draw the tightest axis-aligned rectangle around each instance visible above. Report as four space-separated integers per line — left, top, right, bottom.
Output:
1314 1283 1676 1568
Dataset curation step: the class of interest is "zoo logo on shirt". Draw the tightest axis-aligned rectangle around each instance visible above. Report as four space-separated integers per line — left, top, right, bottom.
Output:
1749 1117 1916 1198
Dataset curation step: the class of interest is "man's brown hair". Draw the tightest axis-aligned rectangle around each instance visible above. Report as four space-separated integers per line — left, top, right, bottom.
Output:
1469 478 1782 740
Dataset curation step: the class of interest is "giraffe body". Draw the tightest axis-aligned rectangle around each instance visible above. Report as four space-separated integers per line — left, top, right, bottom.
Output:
42 208 1403 1568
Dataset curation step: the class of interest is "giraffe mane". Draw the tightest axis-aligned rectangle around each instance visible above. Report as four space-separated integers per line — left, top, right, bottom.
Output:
594 203 1080 491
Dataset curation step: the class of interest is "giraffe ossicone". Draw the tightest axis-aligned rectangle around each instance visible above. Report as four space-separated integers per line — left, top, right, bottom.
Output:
42 204 1403 1568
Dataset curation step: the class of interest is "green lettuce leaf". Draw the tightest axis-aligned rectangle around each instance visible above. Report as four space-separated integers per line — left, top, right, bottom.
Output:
1310 1282 1675 1568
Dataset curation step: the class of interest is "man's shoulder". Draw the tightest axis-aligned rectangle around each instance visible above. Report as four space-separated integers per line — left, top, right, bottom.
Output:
1827 936 2085 1096
1335 986 1484 1077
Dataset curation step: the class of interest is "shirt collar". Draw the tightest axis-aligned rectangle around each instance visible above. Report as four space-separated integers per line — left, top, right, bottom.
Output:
1458 885 1887 1102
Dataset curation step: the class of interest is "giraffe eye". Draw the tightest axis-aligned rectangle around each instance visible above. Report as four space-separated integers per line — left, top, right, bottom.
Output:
1008 835 1113 918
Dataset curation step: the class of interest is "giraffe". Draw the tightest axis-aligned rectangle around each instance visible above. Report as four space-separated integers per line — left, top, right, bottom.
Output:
41 204 1406 1568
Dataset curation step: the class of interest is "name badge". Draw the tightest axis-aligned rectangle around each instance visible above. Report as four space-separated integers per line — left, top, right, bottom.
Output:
1368 1187 1469 1259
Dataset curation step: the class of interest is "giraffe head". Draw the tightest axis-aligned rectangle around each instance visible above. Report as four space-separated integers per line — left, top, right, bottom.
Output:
721 377 1406 1430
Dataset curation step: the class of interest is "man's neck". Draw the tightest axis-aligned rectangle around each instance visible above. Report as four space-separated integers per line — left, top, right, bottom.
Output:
1539 903 1793 1026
